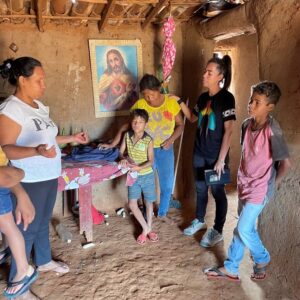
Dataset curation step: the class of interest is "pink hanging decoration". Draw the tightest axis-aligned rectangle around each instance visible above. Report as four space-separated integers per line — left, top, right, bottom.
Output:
162 17 176 81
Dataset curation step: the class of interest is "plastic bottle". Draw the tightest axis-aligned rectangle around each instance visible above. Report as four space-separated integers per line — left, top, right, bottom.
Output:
55 223 72 243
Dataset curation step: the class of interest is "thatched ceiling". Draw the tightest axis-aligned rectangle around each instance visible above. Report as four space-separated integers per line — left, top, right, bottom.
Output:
0 0 248 32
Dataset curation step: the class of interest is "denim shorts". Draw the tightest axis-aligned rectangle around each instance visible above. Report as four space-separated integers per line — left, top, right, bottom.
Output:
128 172 156 202
0 188 13 215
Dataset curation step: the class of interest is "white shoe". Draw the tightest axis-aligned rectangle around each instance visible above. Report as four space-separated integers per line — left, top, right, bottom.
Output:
200 228 223 247
183 219 207 236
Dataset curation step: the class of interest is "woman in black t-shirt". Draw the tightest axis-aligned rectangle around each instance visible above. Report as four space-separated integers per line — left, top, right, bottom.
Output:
179 55 236 247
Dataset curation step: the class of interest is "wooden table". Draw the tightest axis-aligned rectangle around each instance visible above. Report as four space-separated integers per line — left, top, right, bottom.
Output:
58 160 127 242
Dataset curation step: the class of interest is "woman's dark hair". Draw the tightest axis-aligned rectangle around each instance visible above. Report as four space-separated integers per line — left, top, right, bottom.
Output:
131 108 149 122
207 55 232 90
0 57 42 86
139 74 161 92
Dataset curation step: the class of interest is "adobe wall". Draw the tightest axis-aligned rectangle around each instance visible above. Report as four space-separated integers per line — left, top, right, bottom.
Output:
0 21 183 213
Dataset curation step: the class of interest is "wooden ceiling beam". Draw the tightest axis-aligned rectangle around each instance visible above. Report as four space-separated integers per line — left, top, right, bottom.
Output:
170 0 203 4
34 0 47 32
98 0 116 32
78 0 158 3
142 0 168 29
0 14 145 21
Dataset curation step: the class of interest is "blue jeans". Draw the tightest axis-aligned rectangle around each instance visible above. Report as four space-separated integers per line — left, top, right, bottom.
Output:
224 198 270 276
153 146 174 217
10 179 58 283
193 155 228 233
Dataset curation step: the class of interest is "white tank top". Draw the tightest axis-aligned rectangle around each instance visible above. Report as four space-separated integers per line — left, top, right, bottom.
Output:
0 95 61 182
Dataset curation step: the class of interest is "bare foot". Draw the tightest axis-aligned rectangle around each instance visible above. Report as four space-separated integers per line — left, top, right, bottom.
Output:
142 225 151 237
204 266 240 282
37 260 69 274
5 265 36 296
251 262 269 280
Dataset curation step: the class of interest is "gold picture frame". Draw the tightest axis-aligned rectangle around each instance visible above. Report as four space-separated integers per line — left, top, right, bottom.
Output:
89 39 143 118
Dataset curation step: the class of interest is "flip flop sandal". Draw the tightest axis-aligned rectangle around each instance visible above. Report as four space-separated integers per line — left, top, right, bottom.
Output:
136 234 147 245
0 247 10 265
204 266 241 282
3 267 38 299
147 231 159 242
37 261 69 275
251 264 268 281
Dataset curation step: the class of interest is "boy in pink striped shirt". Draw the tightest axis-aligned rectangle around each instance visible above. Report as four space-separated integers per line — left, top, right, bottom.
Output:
205 81 291 282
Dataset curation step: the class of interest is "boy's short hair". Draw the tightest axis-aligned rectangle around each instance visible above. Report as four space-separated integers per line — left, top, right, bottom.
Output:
251 81 281 105
131 109 149 122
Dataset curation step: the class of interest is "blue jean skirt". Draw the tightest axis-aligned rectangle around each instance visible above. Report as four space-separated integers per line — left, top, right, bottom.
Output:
0 188 13 215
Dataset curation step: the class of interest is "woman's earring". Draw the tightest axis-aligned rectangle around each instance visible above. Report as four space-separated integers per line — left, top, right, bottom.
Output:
219 78 225 88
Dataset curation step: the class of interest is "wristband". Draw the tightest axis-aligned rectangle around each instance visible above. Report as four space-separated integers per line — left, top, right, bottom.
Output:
177 98 183 105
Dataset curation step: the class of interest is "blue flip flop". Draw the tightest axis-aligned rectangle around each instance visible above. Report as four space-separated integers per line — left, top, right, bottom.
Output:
3 268 39 299
0 247 10 265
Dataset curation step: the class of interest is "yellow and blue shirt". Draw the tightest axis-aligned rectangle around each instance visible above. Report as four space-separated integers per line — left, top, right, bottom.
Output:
125 130 153 175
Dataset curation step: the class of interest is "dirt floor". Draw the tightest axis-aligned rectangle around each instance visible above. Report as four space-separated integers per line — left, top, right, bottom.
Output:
0 190 296 300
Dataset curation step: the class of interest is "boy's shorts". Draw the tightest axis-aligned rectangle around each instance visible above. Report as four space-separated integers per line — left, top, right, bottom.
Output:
128 172 156 202
0 188 13 215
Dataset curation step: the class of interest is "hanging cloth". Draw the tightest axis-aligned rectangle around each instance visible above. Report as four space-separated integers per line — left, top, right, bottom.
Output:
162 16 176 81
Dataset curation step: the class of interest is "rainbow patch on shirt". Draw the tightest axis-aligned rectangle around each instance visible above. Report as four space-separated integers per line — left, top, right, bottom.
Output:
197 100 216 131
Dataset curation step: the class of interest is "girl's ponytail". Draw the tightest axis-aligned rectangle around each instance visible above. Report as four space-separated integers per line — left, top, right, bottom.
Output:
222 55 232 90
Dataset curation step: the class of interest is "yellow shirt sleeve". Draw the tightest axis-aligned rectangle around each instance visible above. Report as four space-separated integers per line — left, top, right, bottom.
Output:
0 147 8 166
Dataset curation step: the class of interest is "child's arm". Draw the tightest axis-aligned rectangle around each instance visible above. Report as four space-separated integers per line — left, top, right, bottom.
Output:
10 184 35 231
118 135 130 168
0 166 35 231
0 166 24 188
130 141 154 172
275 158 292 184
99 123 130 149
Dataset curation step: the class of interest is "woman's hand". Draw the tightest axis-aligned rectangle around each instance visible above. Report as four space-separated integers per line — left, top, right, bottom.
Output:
214 159 225 179
14 187 35 231
36 144 57 158
160 138 173 150
73 132 89 144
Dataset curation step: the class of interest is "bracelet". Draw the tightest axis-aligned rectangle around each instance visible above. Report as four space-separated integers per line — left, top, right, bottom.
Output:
177 98 183 105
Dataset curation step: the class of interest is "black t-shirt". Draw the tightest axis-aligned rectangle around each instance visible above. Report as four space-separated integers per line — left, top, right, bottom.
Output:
192 89 236 160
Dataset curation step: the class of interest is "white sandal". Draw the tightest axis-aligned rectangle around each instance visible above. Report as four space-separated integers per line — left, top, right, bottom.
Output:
37 260 69 275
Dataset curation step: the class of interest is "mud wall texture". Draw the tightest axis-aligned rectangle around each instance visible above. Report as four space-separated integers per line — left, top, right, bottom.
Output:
0 22 183 213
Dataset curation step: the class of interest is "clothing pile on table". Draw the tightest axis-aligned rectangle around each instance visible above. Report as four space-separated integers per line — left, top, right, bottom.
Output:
62 145 119 162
